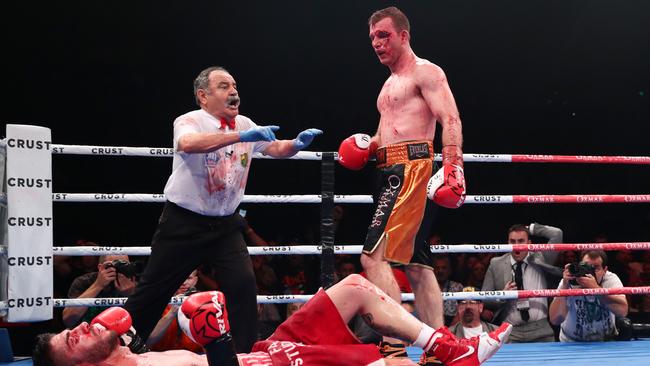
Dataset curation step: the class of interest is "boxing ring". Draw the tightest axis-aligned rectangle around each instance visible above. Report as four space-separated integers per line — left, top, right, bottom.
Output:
2 124 650 365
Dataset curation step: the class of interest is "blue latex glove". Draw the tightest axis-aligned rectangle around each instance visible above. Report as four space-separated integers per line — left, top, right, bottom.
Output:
292 128 323 150
239 125 280 142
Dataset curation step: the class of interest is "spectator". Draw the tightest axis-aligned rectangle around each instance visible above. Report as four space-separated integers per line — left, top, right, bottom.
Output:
274 237 320 296
549 250 628 341
285 302 303 318
336 259 358 282
279 255 309 295
54 240 102 298
433 255 463 326
62 255 137 328
482 223 562 343
465 261 487 289
147 270 202 352
449 286 499 338
457 255 479 285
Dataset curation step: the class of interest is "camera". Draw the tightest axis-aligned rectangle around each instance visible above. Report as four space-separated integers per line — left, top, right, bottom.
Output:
568 261 596 286
105 259 142 278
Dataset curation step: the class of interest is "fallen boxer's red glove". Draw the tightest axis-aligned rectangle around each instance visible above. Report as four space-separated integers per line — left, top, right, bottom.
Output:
427 145 466 208
91 307 149 353
178 291 231 346
338 133 377 170
91 307 132 335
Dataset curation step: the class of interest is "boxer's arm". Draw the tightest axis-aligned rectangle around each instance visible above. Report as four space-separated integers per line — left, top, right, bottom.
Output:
420 64 466 208
418 64 463 151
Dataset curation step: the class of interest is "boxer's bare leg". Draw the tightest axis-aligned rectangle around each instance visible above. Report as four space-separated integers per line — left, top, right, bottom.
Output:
327 274 422 342
360 237 402 303
406 265 444 329
360 238 404 345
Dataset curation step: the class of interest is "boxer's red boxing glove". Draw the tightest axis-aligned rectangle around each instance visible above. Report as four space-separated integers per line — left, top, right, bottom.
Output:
91 307 132 335
178 291 230 346
427 145 466 208
91 307 149 353
338 134 377 170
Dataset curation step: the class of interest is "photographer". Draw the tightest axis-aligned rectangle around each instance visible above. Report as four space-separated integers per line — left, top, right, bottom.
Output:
62 255 138 328
549 250 628 341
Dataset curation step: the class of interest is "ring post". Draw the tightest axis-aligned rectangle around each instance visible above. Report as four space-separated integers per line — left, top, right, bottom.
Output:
5 125 53 321
320 152 335 289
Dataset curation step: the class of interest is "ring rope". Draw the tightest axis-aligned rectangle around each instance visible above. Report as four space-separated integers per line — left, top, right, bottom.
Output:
52 241 650 257
3 286 645 311
44 142 650 164
49 193 650 204
49 144 323 160
50 194 372 204
53 245 365 256
430 242 650 253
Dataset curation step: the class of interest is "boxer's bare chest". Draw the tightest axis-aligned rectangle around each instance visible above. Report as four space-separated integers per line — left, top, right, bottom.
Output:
377 73 434 144
136 351 207 366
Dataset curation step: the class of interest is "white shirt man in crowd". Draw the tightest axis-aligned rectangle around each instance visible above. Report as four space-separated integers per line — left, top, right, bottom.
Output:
549 250 628 341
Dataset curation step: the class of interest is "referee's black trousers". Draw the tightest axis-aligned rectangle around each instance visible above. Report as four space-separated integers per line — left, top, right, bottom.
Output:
124 201 258 353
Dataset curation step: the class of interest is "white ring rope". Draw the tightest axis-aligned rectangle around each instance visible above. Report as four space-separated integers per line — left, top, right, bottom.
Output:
430 242 650 253
50 193 650 204
53 241 650 257
2 286 646 310
51 194 372 204
53 245 365 256
51 144 324 160
45 143 650 164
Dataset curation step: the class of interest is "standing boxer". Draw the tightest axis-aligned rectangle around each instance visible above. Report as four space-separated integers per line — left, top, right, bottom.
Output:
338 7 466 365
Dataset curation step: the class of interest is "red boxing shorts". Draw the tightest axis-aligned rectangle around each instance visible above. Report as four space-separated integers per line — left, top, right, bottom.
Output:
249 290 382 366
363 140 437 266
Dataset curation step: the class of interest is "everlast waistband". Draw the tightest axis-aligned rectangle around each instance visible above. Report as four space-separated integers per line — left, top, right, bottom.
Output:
376 140 433 167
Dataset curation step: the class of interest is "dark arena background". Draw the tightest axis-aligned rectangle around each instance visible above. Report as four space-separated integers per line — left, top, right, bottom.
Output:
2 0 650 358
